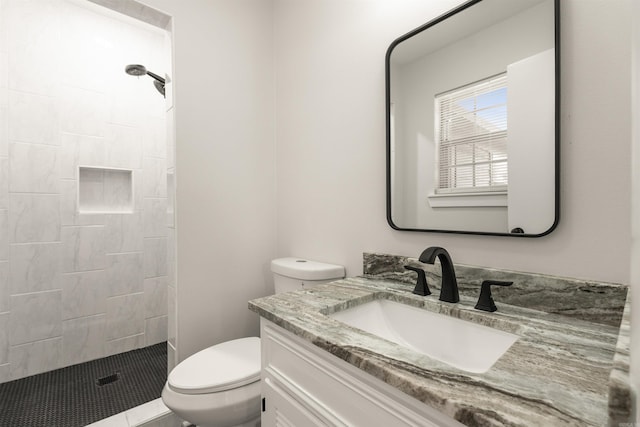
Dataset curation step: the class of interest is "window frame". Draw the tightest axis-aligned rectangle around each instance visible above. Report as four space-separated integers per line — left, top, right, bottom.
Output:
433 73 509 199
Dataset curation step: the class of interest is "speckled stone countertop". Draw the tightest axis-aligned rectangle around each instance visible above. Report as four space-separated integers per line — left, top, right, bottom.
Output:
249 254 631 427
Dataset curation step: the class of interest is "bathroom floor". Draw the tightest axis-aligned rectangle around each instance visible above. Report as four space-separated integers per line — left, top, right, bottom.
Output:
0 342 167 427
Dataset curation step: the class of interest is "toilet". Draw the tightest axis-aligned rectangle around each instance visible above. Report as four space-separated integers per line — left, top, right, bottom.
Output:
161 258 345 427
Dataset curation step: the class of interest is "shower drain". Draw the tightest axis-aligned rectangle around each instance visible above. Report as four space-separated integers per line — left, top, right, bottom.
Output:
96 372 121 387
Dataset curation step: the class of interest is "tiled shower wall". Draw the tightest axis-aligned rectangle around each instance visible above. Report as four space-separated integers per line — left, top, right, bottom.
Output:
0 0 173 382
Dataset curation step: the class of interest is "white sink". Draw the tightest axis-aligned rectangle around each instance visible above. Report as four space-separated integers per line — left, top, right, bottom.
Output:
329 299 518 373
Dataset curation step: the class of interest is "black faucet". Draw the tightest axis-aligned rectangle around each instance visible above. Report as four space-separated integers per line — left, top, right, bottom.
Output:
475 280 513 312
404 265 431 296
418 247 459 303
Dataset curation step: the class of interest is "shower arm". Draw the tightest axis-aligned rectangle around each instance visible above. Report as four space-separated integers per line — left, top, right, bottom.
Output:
146 70 165 84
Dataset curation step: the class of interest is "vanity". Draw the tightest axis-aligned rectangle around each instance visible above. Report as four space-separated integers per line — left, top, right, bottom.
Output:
249 253 631 427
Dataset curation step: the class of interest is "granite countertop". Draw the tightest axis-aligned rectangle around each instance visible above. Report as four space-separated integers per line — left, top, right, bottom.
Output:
249 269 629 427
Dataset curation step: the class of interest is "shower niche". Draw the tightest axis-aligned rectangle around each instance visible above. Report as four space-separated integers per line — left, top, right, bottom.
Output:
78 166 134 214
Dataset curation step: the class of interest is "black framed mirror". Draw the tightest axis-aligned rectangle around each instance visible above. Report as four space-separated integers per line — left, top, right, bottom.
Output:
386 0 559 237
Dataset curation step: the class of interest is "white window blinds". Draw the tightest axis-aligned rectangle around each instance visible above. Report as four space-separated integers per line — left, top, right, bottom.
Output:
435 74 508 193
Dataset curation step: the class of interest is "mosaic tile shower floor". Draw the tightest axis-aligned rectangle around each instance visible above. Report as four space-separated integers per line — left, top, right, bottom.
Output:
0 343 167 427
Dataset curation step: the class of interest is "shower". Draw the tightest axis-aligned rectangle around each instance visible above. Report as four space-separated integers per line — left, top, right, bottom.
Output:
125 64 166 97
0 0 177 422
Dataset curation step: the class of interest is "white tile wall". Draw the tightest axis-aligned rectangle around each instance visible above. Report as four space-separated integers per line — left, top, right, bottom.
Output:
167 283 176 349
0 312 7 364
0 158 7 207
0 209 7 258
106 293 145 341
60 179 105 226
59 2 111 93
10 242 62 294
144 237 167 278
106 124 143 169
109 85 145 128
62 314 106 365
133 169 144 212
143 157 167 198
104 212 144 253
0 0 172 382
166 227 175 283
106 252 144 296
165 111 174 170
0 102 6 156
9 291 62 345
0 5 7 369
0 109 7 158
166 171 174 228
145 315 167 346
0 50 7 95
62 226 107 272
101 169 134 212
9 194 60 243
0 262 7 313
144 277 168 319
61 270 107 320
143 117 167 159
8 92 59 145
0 364 9 384
5 0 60 96
8 142 59 193
106 333 145 357
143 198 167 238
60 87 109 137
60 133 106 179
9 337 62 379
0 0 5 297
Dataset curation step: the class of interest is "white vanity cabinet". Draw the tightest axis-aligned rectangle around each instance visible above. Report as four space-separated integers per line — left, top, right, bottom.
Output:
260 319 463 427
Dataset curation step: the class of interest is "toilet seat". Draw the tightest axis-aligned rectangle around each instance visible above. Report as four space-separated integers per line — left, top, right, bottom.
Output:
168 337 260 395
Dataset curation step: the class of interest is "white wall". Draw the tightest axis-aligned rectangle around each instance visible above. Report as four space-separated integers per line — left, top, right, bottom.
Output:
275 0 631 285
0 0 170 382
139 0 277 362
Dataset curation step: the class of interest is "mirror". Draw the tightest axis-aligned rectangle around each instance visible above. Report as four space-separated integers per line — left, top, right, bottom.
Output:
386 0 558 237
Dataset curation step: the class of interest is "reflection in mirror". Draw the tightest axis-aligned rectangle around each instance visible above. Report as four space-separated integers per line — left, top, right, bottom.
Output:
386 0 558 236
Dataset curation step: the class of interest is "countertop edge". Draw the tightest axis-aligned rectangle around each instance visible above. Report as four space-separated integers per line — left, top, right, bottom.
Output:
608 288 633 424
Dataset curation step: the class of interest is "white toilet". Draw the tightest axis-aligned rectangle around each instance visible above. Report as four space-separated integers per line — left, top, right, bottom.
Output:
161 257 345 427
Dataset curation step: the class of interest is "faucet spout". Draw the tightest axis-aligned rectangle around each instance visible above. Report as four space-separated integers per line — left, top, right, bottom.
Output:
418 247 460 303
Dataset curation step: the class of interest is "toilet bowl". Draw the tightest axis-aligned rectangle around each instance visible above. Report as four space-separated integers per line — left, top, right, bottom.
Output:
162 258 345 427
162 337 261 427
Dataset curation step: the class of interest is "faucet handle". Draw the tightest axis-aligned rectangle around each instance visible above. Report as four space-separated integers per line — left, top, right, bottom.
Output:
404 265 431 296
474 280 513 312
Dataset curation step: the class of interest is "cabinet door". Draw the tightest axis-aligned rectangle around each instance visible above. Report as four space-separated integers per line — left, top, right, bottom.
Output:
261 319 463 427
262 376 328 427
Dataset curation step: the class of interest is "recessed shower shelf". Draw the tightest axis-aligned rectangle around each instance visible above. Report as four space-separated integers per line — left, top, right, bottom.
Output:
78 166 133 214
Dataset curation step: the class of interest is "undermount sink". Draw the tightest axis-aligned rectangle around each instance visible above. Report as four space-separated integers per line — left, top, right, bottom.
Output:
329 298 519 373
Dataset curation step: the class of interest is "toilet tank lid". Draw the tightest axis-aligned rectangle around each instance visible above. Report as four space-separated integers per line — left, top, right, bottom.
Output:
271 258 345 281
168 337 260 394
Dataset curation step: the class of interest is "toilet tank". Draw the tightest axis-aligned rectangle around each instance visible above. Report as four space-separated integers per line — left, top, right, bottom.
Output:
271 258 345 294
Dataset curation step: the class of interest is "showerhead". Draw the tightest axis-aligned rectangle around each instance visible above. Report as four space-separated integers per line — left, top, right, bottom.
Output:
125 64 147 76
124 64 166 97
153 80 166 97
